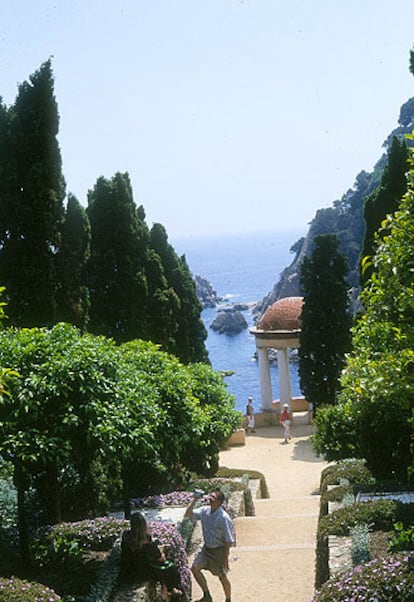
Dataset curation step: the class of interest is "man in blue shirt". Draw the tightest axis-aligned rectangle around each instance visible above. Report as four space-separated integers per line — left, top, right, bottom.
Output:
185 488 235 602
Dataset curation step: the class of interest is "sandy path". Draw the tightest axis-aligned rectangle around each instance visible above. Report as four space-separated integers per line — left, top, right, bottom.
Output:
189 423 328 602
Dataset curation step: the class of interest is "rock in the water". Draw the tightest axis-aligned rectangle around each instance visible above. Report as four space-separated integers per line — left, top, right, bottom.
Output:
210 309 248 335
232 302 251 311
194 274 222 308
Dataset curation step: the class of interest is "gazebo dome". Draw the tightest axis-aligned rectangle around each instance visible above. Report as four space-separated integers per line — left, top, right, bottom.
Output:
258 296 303 331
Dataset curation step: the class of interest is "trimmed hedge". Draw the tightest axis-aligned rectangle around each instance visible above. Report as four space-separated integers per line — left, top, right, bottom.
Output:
217 466 269 499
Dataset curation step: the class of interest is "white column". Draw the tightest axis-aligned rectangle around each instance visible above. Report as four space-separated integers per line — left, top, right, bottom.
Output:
277 348 292 409
257 346 273 410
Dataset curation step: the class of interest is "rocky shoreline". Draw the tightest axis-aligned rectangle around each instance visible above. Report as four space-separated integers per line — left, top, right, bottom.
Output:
194 274 256 335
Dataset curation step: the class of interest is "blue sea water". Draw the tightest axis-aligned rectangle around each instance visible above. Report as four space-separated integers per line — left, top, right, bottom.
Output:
173 229 305 414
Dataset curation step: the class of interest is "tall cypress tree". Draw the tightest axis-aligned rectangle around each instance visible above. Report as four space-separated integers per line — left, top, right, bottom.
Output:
150 223 208 364
299 234 352 413
0 99 12 247
86 172 149 342
0 60 65 326
143 246 181 349
361 136 409 285
56 194 91 330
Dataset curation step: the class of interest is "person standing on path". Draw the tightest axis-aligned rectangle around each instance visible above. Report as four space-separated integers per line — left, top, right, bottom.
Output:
184 488 235 602
280 402 292 442
246 396 255 433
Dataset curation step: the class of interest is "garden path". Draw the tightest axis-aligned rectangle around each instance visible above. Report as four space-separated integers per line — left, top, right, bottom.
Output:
188 423 328 602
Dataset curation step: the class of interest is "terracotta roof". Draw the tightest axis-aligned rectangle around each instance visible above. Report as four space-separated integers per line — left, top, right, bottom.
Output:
258 297 303 331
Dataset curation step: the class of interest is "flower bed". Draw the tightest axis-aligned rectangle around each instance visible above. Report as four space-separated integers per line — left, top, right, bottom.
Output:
312 552 414 601
316 459 414 598
0 577 61 602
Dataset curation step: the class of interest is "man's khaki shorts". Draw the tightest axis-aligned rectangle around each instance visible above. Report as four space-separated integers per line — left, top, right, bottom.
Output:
193 545 226 576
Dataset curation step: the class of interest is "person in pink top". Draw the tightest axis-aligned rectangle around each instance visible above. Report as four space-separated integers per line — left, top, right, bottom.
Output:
280 403 292 443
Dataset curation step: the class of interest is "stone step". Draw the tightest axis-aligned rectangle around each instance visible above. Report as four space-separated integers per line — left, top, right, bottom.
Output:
234 514 318 547
253 495 320 517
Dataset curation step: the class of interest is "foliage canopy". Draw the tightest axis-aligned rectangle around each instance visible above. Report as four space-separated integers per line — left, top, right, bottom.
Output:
313 137 414 480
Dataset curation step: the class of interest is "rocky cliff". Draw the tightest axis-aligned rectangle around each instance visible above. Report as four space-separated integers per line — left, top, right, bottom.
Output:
194 274 222 308
256 96 414 320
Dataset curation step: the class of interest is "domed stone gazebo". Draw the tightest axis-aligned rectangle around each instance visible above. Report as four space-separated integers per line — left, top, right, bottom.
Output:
250 297 303 411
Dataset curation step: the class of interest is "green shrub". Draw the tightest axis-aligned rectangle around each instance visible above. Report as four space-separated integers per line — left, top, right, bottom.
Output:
318 459 373 519
30 517 128 600
32 517 128 566
312 552 414 601
388 521 414 553
319 459 373 497
319 499 397 538
0 577 61 601
315 532 329 589
216 466 269 498
312 402 359 461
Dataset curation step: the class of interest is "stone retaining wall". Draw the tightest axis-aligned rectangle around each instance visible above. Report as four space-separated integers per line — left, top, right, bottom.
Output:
326 489 352 579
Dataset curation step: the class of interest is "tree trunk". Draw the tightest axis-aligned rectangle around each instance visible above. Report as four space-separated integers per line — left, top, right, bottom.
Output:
14 461 31 569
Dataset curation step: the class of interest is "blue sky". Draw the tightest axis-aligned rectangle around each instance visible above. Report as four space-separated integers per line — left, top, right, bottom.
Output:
1 1 414 239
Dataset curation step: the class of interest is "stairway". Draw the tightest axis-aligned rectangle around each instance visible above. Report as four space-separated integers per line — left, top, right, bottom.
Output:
189 424 327 602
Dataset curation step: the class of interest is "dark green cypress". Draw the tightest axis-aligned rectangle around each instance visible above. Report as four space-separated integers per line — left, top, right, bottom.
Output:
86 172 149 342
150 223 208 364
299 234 352 413
56 194 91 330
0 60 65 326
361 136 409 285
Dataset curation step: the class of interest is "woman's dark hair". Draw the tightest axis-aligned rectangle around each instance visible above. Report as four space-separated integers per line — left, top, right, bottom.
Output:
129 511 148 550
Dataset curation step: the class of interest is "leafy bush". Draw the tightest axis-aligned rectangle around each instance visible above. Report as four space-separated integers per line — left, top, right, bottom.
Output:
0 324 241 531
0 577 61 601
29 517 128 600
312 552 414 601
32 517 128 565
351 356 413 480
388 521 414 553
319 500 398 538
312 401 359 461
342 492 356 507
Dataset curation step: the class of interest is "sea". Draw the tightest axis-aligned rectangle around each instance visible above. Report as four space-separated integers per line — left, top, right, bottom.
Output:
173 229 305 414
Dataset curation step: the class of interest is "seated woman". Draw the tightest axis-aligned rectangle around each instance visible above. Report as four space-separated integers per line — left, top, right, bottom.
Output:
119 511 183 600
